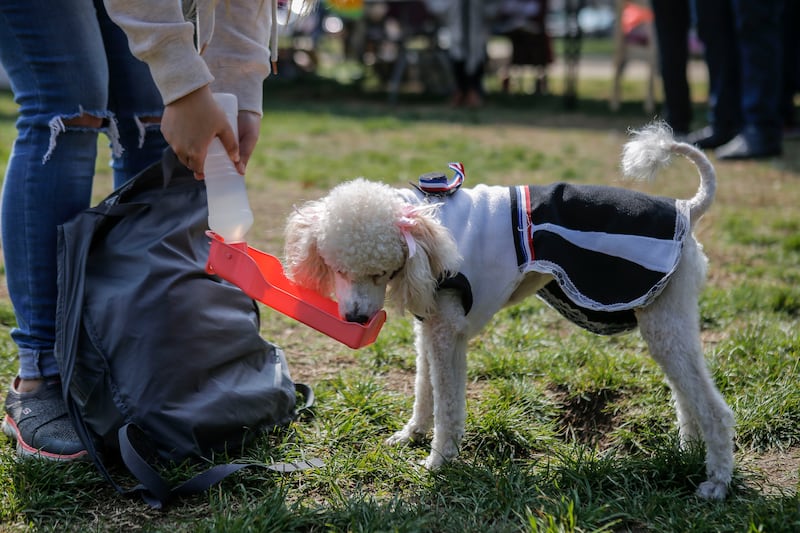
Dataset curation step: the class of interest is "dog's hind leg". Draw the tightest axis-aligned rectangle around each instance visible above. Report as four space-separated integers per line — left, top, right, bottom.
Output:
640 322 734 499
637 251 735 499
386 320 435 446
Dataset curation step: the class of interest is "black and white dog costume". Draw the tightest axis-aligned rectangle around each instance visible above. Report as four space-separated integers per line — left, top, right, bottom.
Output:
284 124 735 500
399 176 690 335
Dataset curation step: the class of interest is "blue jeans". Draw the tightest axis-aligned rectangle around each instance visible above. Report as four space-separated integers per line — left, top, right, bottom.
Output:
0 0 167 380
696 0 784 142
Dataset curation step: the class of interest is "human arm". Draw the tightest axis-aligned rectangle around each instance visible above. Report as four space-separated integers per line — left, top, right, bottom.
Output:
103 0 272 176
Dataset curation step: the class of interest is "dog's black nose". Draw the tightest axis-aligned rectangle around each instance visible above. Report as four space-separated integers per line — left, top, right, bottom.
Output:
345 312 371 324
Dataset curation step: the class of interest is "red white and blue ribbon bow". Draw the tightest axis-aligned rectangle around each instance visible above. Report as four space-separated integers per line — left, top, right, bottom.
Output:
417 162 465 195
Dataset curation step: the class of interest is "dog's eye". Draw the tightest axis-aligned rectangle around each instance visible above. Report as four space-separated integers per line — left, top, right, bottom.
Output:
388 267 402 280
371 271 388 283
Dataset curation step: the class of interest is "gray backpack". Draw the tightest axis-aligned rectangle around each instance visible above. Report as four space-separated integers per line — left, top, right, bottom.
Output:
54 150 316 508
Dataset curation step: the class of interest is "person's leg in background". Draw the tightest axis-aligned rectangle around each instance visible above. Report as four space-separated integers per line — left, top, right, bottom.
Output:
450 59 469 107
461 0 487 108
651 0 692 135
462 58 485 108
687 0 741 149
715 0 784 159
781 0 799 137
446 0 488 109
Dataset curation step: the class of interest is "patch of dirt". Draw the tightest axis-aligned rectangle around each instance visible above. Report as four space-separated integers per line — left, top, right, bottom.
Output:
549 385 620 445
288 335 491 403
739 447 800 495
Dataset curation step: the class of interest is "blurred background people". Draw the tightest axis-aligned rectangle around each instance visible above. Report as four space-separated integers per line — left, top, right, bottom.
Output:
781 0 799 138
650 0 693 136
492 0 553 95
427 0 490 108
688 0 784 160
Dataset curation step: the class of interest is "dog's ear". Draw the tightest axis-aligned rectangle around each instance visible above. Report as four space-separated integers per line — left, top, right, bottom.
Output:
284 200 334 295
390 204 461 318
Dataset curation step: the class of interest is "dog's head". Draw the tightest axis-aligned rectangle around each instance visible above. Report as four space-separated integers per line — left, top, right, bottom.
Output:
284 178 461 322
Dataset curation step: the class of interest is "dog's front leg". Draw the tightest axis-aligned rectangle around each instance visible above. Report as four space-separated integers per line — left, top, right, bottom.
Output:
386 320 434 445
421 293 469 470
386 293 469 469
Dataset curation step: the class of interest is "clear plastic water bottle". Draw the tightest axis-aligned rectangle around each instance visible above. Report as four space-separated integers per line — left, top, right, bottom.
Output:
204 92 254 242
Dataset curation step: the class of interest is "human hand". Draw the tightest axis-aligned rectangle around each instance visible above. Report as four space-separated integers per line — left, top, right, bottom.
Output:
161 85 240 180
236 111 261 172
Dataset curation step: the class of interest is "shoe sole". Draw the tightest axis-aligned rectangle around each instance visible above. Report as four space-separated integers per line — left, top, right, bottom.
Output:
2 414 89 462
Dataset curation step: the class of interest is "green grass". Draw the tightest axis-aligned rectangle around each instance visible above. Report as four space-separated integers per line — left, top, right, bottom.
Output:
1 65 800 531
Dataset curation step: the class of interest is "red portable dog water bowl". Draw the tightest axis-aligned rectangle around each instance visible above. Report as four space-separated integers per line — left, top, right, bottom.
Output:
204 231 386 349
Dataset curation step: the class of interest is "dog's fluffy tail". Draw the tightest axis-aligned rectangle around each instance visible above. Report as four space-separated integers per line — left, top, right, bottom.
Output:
621 121 716 225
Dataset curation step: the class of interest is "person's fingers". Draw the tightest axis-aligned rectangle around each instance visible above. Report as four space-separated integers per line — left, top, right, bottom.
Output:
237 132 256 171
236 112 261 173
217 125 241 174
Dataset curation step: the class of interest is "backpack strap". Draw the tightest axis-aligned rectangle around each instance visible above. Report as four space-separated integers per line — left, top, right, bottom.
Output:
64 378 322 509
118 423 324 509
62 390 130 495
117 382 320 509
294 382 315 418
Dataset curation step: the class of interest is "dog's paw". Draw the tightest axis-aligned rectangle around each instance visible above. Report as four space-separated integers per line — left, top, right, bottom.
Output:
422 439 460 470
423 452 446 470
386 427 426 446
696 480 728 500
385 431 409 446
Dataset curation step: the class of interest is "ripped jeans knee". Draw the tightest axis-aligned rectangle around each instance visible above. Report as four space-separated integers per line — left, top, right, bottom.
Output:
133 115 162 149
43 110 165 186
45 110 163 163
44 109 121 163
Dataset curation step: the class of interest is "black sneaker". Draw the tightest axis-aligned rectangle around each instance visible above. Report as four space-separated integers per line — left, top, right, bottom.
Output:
715 133 782 160
685 126 737 149
2 377 88 461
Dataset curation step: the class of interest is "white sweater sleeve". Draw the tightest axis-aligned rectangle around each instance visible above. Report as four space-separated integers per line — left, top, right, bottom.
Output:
203 0 272 115
103 0 272 115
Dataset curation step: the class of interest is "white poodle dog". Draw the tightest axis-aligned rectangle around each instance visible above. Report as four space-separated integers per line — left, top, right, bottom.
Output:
284 123 735 499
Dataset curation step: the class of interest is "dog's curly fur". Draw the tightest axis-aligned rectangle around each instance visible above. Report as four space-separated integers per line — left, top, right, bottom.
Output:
284 123 735 500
